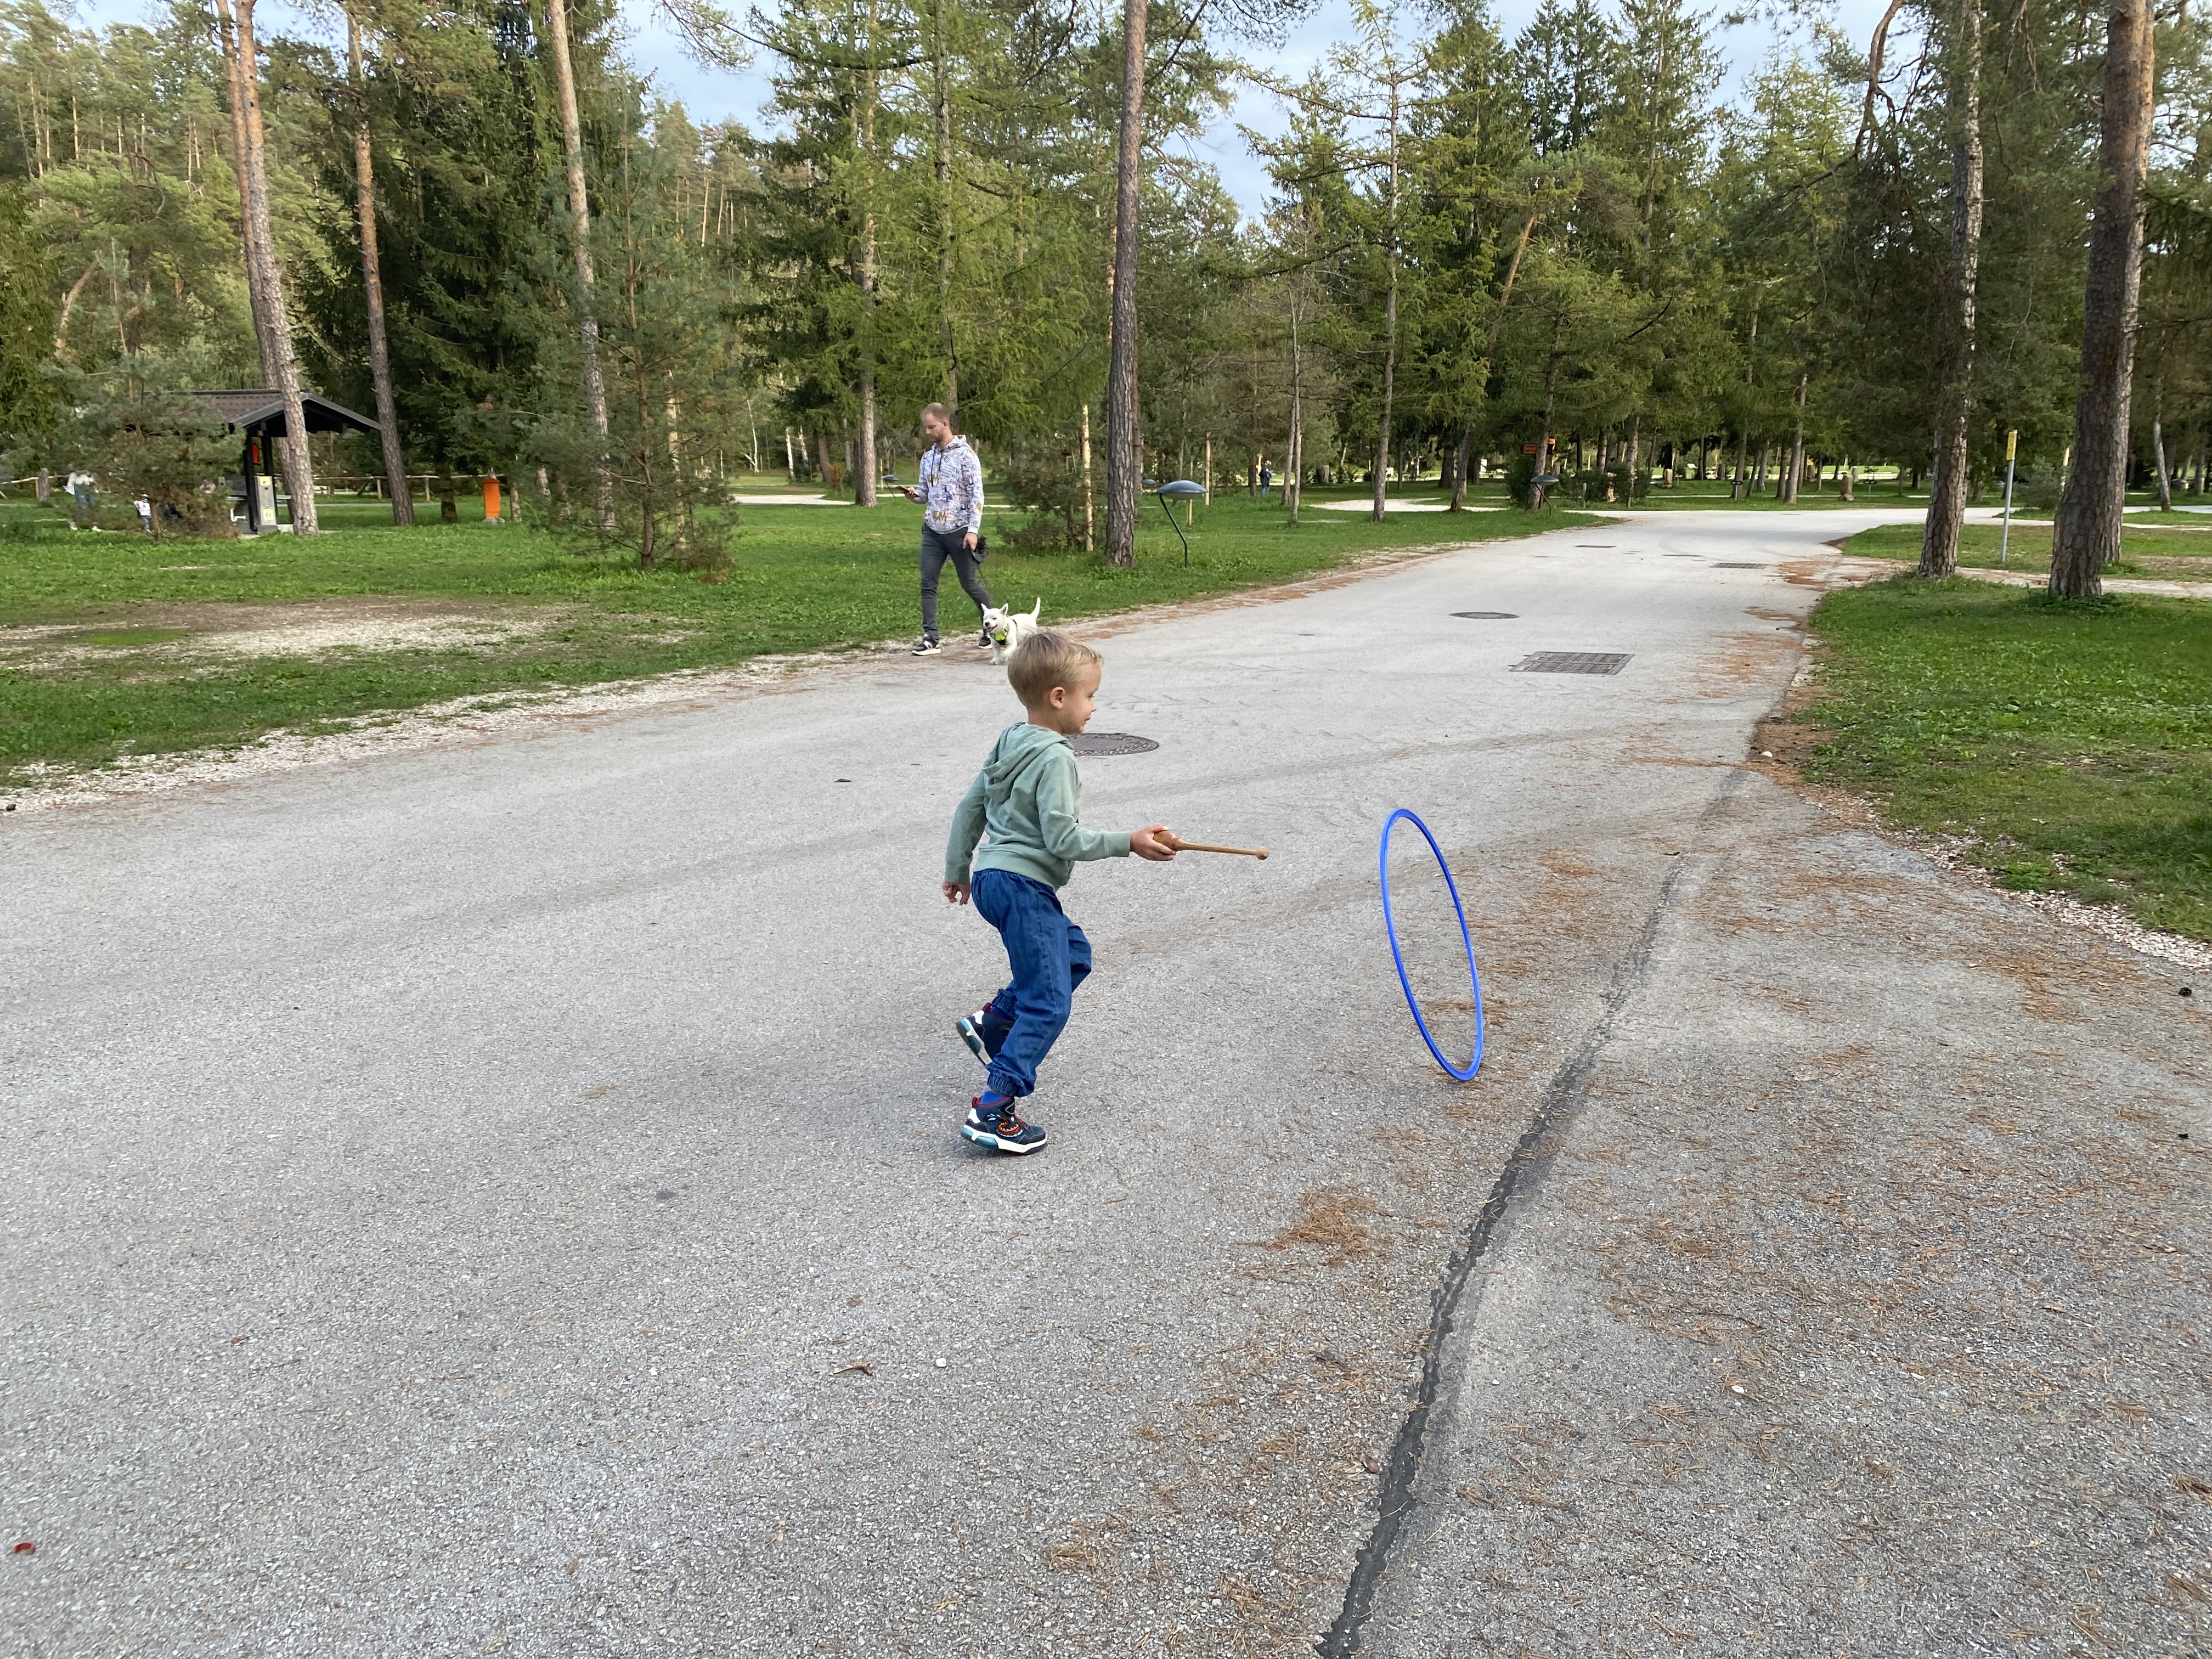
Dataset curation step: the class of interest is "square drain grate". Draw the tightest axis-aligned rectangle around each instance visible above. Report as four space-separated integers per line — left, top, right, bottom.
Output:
1514 651 1631 676
1070 732 1159 755
1711 561 1766 569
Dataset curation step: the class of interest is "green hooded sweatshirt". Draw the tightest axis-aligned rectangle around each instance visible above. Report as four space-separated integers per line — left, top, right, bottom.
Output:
945 722 1132 890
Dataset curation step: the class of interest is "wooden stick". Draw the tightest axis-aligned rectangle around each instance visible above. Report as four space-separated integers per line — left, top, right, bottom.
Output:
1161 832 1268 860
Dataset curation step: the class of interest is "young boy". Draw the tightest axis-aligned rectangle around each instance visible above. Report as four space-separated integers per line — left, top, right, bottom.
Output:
941 630 1176 1154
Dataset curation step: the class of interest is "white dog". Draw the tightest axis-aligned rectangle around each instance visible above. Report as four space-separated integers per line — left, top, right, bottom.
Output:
981 597 1042 664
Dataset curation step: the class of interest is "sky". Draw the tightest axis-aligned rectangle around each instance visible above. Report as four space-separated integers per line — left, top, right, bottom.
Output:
602 0 1901 218
63 0 1899 221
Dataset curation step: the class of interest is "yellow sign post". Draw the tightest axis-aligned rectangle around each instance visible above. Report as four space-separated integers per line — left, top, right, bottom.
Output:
1999 430 2019 567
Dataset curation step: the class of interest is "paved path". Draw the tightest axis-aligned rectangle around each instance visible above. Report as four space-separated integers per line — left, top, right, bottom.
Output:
5 511 2206 1657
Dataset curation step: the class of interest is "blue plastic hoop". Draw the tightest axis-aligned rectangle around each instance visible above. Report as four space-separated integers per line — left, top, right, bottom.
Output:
1379 809 1485 1080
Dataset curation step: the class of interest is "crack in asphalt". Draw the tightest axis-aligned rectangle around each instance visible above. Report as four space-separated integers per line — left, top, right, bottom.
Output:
1317 768 1747 1657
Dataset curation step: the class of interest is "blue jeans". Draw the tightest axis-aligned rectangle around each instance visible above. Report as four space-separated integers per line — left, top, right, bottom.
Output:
919 526 992 639
971 870 1092 1099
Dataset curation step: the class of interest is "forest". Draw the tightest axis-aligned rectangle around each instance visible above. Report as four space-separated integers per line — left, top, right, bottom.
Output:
0 0 2202 595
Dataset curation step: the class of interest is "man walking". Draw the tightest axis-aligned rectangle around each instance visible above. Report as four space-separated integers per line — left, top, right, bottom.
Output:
901 402 993 656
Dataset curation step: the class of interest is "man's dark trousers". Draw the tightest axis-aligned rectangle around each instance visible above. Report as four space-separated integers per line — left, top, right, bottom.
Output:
920 526 993 640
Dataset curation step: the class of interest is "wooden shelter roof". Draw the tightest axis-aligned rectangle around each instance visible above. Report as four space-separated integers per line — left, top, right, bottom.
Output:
187 390 380 438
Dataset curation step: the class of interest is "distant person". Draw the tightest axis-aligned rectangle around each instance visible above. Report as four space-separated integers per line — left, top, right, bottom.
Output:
1259 461 1272 499
899 402 993 656
66 469 94 520
941 630 1177 1154
133 496 153 532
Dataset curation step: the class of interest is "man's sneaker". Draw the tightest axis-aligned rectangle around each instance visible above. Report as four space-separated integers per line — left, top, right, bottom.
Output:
962 1099 1047 1155
978 627 994 650
956 1008 997 1068
910 634 941 656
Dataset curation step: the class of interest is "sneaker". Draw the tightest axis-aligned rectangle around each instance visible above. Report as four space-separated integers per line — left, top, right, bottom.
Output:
962 1098 1047 1155
910 634 941 656
956 1008 997 1068
978 627 994 650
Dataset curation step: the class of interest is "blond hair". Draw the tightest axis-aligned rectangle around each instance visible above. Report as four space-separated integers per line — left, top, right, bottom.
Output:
1007 629 1101 707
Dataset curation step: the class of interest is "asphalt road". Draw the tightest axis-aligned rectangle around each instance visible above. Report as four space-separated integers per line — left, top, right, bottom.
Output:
5 509 2206 1658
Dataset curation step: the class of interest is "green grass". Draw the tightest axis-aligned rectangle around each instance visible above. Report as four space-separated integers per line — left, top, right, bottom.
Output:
1839 517 2212 579
0 488 1582 791
1802 575 2212 941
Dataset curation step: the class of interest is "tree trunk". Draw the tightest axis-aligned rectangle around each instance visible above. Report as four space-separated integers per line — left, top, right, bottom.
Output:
1624 413 1641 504
347 10 413 526
1247 343 1261 498
1287 286 1303 524
1735 293 1762 501
213 0 270 363
1103 0 1146 568
1531 319 1565 510
2152 379 2172 510
1080 401 1094 554
1453 207 1534 514
1784 375 1808 504
933 0 958 414
216 0 316 531
856 29 879 509
1920 0 1982 575
1371 80 1400 524
545 0 611 527
2052 0 2155 597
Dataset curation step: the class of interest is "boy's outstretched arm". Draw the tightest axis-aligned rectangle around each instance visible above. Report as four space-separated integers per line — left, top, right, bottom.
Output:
1035 757 1175 865
943 770 989 904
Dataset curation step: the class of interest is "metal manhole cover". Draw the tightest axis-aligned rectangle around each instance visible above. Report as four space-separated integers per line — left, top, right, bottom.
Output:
1452 611 1519 619
1513 652 1632 676
1070 732 1159 755
1712 562 1767 569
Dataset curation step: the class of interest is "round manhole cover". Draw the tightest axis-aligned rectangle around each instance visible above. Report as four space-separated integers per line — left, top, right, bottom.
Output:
1070 732 1159 756
1452 611 1519 619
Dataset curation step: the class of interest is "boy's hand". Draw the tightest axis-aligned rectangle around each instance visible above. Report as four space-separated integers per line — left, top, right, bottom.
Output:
899 486 921 501
943 880 971 905
1130 826 1177 862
